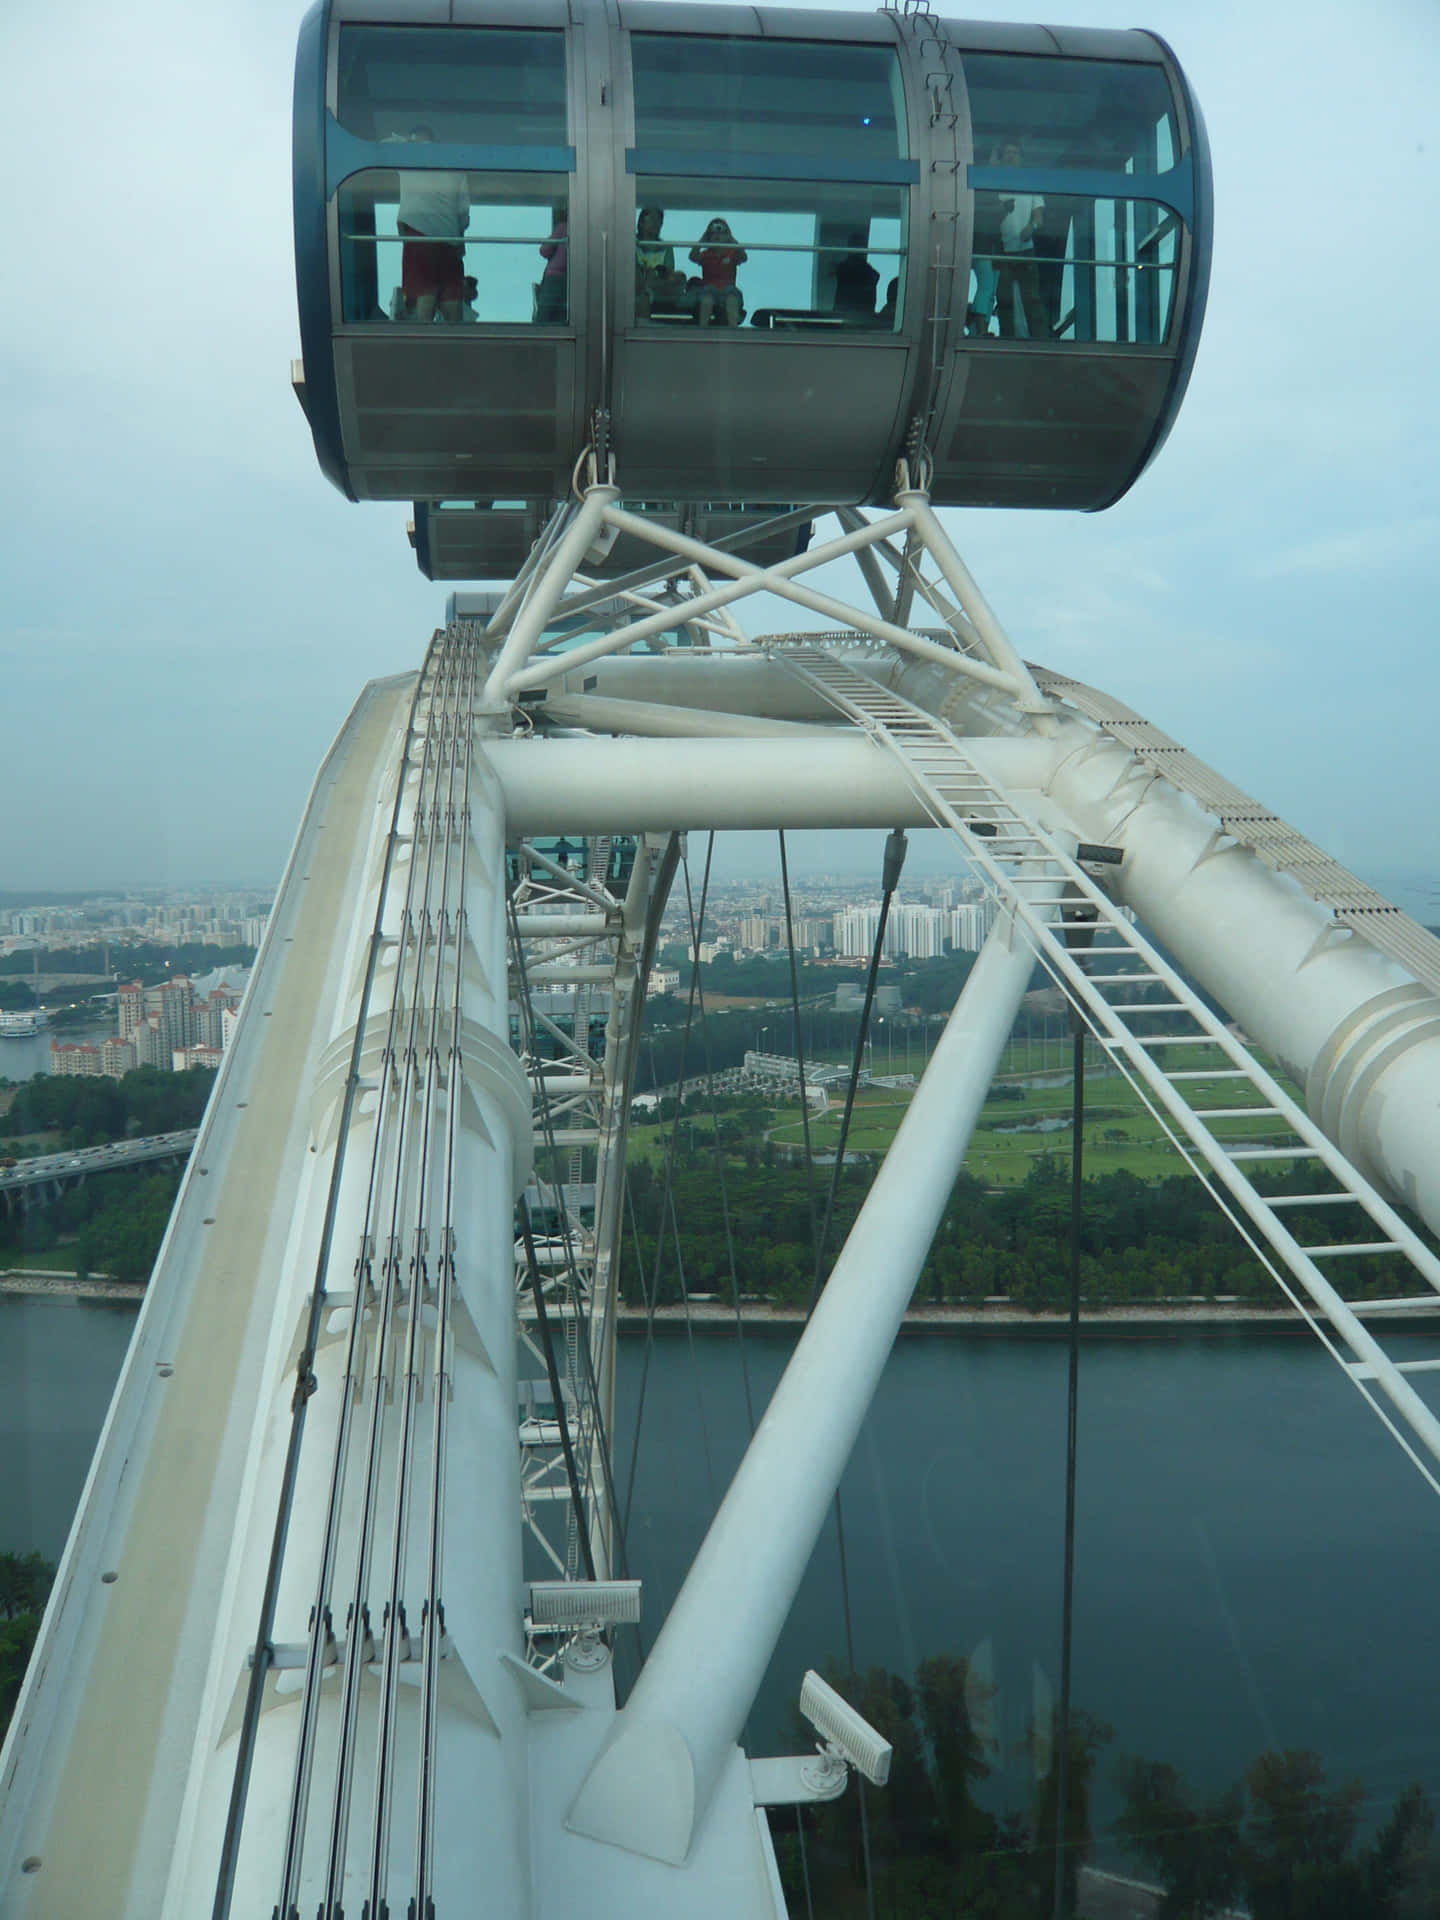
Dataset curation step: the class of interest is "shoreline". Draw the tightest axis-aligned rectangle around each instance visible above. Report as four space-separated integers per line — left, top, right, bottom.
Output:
1 1271 145 1303
615 1300 1425 1337
7 1280 1431 1341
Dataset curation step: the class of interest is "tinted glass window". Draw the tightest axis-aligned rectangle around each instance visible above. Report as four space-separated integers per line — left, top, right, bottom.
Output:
337 27 567 148
338 171 568 326
632 182 906 331
962 53 1177 173
969 195 1177 345
631 36 907 162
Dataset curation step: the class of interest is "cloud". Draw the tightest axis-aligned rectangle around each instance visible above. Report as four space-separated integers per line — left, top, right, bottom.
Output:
1250 518 1440 582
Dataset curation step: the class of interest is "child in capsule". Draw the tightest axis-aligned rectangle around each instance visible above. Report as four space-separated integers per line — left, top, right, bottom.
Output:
635 208 687 318
690 219 747 327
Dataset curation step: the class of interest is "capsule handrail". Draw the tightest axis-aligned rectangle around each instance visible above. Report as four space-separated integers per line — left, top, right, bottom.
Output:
342 233 909 259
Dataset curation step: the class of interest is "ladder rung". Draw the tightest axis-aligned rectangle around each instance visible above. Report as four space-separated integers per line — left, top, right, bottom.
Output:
1108 1002 1186 1015
1302 1242 1403 1258
1349 1356 1440 1383
1167 1068 1251 1080
1119 1035 1226 1047
1193 1106 1281 1119
1227 1146 1320 1160
1085 972 1161 983
1264 1192 1360 1207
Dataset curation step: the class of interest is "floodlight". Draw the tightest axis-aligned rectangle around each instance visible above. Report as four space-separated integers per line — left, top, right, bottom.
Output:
528 1580 642 1628
529 1579 643 1673
798 1670 892 1787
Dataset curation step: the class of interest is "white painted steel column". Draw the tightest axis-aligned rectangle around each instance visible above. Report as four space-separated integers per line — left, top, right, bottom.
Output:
966 727 1440 1242
566 904 1043 1866
482 484 620 705
488 737 933 833
893 487 1049 711
505 509 1018 695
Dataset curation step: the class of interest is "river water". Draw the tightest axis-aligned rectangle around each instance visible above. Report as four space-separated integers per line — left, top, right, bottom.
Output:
8 1299 1440 1874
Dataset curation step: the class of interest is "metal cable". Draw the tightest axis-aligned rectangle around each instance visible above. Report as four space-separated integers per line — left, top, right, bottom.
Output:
413 637 478 1913
223 654 433 1920
794 1802 817 1920
366 658 471 1913
814 829 909 1296
778 830 823 1305
686 833 756 1435
797 833 906 1920
325 649 463 1913
1051 1012 1086 1920
621 845 715 1533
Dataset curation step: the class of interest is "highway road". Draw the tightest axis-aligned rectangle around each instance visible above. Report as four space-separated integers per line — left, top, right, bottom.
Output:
0 1130 198 1193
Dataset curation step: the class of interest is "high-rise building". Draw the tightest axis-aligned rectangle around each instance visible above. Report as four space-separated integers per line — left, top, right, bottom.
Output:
949 900 996 953
117 981 146 1040
148 976 195 1055
891 904 945 960
100 1036 138 1078
50 1041 102 1078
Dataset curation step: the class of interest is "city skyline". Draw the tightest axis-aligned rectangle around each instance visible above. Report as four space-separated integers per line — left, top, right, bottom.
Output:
3 0 1437 911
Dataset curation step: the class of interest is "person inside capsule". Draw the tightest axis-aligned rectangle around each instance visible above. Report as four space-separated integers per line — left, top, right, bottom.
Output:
635 207 689 319
536 202 568 322
690 218 747 327
993 141 1047 339
394 126 470 325
831 233 879 322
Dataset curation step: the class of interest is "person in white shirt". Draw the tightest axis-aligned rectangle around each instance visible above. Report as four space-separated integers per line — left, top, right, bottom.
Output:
994 142 1048 340
394 127 470 324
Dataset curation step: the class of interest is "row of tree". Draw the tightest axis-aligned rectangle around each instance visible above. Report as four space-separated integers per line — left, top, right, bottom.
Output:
619 1152 1425 1311
2 1065 216 1153
1 1165 186 1284
780 1656 1440 1918
0 941 256 984
0 1552 54 1741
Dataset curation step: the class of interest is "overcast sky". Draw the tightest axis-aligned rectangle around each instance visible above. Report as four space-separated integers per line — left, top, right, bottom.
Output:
2 0 1436 913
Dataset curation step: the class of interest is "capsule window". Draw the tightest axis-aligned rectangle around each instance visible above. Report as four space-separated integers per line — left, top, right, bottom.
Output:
631 183 906 331
336 27 567 149
962 56 1185 347
337 172 570 326
630 36 907 162
967 195 1178 346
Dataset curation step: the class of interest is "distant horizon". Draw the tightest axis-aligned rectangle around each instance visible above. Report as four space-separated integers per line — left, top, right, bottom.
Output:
3 843 1435 924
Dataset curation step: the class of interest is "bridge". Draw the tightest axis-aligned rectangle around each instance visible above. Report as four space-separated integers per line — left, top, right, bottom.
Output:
0 1121 197 1213
0 1131 198 1205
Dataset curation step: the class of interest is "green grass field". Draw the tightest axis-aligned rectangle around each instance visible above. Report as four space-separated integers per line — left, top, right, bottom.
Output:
632 1048 1307 1187
2 1246 80 1275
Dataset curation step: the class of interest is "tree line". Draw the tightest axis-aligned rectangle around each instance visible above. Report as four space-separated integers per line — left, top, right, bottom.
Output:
780 1655 1440 1917
0 940 256 984
0 1166 184 1284
3 1065 216 1153
619 1150 1424 1312
0 1552 54 1741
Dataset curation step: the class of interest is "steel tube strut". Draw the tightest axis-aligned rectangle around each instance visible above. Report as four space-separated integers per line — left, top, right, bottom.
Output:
483 482 620 704
566 897 1047 1865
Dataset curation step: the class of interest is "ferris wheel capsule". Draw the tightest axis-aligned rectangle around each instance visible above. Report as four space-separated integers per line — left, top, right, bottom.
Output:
292 0 1211 533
